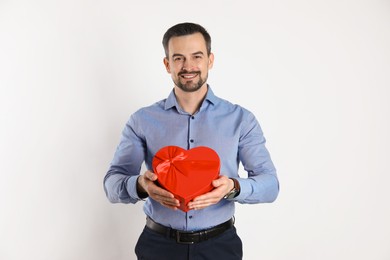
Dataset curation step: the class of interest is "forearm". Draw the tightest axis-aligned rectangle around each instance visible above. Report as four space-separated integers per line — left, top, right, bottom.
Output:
232 111 279 203
104 117 147 204
234 172 279 203
104 170 142 204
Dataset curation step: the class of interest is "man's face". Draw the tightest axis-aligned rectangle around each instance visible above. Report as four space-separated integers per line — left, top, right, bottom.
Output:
164 33 214 92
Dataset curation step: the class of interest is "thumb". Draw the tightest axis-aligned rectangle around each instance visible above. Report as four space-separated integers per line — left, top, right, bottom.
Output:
212 179 222 187
145 170 158 181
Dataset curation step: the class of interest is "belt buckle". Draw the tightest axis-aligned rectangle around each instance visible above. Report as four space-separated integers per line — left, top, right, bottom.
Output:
176 231 195 244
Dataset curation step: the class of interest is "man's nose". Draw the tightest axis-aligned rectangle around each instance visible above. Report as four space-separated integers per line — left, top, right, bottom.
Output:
182 58 195 71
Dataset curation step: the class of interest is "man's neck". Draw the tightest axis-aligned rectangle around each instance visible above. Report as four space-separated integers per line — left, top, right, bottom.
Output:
174 85 208 115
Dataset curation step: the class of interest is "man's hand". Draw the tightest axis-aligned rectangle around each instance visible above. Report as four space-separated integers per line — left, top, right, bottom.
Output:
137 170 180 210
187 175 234 210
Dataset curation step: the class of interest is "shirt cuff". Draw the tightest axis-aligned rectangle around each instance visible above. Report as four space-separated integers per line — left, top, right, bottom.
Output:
233 178 247 201
126 175 145 201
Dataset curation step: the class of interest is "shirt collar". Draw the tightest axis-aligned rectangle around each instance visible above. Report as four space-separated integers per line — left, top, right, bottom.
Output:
164 85 218 111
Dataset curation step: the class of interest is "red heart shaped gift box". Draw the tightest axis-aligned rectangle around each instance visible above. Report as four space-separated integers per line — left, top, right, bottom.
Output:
152 146 220 212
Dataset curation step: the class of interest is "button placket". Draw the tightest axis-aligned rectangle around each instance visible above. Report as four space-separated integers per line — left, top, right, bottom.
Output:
188 115 196 148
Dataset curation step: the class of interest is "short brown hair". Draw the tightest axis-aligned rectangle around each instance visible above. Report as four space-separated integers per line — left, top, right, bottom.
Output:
162 22 212 57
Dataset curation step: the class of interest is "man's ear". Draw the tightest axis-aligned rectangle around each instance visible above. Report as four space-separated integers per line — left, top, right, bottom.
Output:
208 53 214 70
163 57 171 73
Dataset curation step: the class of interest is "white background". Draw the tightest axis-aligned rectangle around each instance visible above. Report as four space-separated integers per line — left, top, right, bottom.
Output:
1 1 389 259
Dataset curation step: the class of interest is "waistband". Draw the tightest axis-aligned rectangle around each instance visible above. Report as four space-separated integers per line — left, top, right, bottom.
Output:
145 216 234 244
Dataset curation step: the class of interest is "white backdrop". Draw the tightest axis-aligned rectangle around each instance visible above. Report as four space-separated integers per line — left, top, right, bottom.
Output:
1 1 389 259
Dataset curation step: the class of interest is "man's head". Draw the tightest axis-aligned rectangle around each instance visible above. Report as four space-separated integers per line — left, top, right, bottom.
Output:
162 23 214 93
162 22 212 58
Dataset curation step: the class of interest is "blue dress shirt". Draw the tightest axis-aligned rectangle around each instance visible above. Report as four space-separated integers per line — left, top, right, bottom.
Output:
104 86 279 231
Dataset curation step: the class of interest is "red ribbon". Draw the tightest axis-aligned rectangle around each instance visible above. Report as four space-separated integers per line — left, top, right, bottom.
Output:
155 151 188 176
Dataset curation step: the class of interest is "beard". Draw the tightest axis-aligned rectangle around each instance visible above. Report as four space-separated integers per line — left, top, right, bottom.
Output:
173 70 208 93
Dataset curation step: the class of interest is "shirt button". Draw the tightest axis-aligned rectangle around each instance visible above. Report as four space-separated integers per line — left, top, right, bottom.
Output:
190 139 194 143
191 116 195 119
189 216 193 219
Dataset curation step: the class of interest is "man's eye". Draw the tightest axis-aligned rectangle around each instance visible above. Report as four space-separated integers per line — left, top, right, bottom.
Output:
174 57 183 61
195 56 202 59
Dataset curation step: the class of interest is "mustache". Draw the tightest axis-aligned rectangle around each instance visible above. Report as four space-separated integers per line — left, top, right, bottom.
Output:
178 70 200 76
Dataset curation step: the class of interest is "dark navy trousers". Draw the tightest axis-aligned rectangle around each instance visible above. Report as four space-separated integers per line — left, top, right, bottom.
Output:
135 225 243 260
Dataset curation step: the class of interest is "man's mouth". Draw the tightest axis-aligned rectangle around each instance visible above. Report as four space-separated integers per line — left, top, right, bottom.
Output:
179 72 199 79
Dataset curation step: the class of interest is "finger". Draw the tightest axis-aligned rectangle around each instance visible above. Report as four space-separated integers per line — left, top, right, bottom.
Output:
161 202 178 210
144 170 158 181
151 187 175 199
190 202 209 210
193 188 222 202
212 179 222 187
212 175 229 187
159 196 179 205
152 192 179 206
188 198 217 209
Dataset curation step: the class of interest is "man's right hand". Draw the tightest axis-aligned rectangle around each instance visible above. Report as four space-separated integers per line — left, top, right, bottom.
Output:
137 170 180 210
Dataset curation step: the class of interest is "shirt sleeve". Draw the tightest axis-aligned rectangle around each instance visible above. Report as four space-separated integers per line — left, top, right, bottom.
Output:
234 111 279 204
103 115 146 204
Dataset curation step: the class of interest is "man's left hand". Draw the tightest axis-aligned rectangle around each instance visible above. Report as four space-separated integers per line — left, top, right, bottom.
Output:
187 175 234 210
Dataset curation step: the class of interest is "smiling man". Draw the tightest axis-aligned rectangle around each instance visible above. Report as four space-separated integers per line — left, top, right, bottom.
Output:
104 22 279 260
164 32 213 93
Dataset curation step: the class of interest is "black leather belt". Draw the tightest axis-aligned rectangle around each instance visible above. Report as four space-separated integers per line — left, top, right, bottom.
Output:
145 216 234 244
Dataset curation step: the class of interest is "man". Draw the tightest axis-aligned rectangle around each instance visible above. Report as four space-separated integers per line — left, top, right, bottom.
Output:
104 22 279 260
